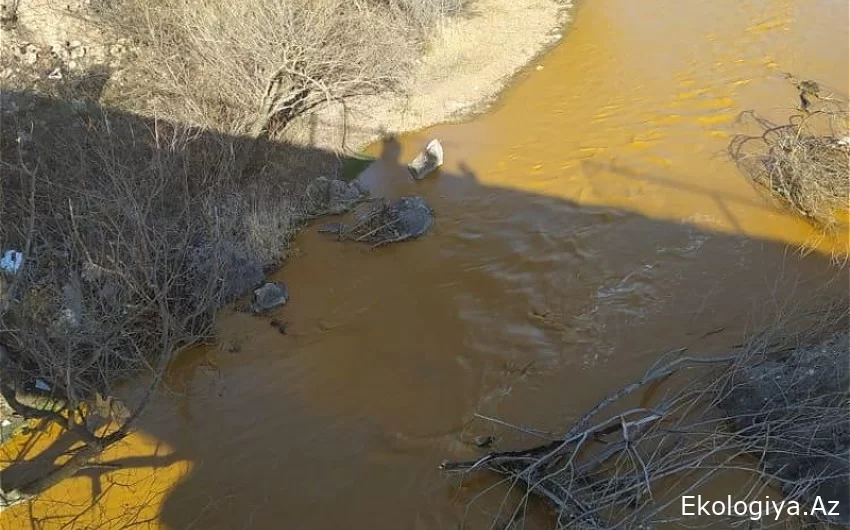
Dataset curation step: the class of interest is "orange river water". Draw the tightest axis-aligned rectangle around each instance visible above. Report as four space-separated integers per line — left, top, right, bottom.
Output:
2 0 848 528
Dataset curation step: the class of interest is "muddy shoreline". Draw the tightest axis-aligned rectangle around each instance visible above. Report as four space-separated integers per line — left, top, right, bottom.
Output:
298 0 575 152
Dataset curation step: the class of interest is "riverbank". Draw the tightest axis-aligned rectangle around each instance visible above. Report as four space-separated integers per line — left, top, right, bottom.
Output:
0 0 574 503
298 0 573 152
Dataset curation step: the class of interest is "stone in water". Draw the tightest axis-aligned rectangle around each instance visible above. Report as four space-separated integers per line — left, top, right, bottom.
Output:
250 282 289 314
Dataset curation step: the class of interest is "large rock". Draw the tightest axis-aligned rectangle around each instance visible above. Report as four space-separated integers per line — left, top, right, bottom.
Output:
303 176 368 217
249 282 288 314
387 196 433 239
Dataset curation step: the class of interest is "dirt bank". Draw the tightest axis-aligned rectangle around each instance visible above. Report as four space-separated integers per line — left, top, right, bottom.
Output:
297 0 574 151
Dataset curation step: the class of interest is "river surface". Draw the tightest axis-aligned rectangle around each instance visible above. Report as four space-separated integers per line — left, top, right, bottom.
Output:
3 0 848 528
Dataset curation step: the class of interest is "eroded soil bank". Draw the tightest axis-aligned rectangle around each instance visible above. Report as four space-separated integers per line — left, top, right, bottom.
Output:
2 0 848 528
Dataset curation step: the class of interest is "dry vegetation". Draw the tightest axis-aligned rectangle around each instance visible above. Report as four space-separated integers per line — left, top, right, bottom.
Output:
444 305 850 529
0 0 466 505
104 0 462 138
0 93 314 504
730 79 849 230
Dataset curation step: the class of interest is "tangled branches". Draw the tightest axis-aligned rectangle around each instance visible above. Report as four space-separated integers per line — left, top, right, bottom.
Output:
729 80 849 229
0 93 298 504
319 196 434 247
109 0 418 138
442 320 849 529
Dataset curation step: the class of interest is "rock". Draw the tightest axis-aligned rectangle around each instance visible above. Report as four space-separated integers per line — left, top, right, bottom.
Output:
473 435 495 448
269 319 288 334
407 139 443 180
303 176 368 217
389 196 434 239
250 282 288 314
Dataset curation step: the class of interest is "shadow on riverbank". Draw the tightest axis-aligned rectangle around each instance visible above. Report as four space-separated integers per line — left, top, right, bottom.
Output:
0 90 847 530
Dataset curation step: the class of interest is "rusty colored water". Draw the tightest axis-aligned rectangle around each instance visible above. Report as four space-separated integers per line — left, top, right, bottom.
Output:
3 0 848 528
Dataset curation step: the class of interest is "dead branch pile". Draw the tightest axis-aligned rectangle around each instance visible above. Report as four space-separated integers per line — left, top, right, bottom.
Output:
442 322 849 529
729 80 849 229
319 196 434 247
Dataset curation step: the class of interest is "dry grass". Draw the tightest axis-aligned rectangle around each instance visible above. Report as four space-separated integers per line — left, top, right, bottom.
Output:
730 82 849 230
443 304 850 529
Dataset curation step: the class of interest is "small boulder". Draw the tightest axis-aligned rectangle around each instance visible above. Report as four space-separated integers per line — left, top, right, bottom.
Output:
304 176 368 217
390 196 434 239
250 282 288 314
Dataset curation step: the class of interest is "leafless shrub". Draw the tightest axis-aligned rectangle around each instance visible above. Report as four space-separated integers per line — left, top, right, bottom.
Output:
0 95 299 505
443 305 849 529
107 0 419 138
730 81 849 230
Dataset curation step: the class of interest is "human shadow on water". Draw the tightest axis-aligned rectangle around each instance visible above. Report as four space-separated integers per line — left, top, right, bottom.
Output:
0 90 847 530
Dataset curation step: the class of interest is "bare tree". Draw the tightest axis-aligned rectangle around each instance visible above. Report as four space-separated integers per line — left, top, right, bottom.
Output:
113 0 418 138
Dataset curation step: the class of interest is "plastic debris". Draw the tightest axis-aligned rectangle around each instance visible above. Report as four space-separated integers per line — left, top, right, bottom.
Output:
34 379 50 392
407 139 443 180
0 250 23 274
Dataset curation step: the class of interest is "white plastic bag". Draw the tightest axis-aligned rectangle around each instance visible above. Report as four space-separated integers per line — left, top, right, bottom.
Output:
0 250 23 274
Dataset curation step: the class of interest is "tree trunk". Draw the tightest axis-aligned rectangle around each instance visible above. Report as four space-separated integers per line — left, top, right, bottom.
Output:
1 443 102 508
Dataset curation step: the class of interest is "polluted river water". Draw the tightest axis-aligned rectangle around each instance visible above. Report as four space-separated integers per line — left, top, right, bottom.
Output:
2 0 848 528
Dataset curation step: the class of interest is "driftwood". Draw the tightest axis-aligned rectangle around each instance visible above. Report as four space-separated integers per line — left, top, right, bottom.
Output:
318 196 434 247
442 331 850 529
729 77 848 228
